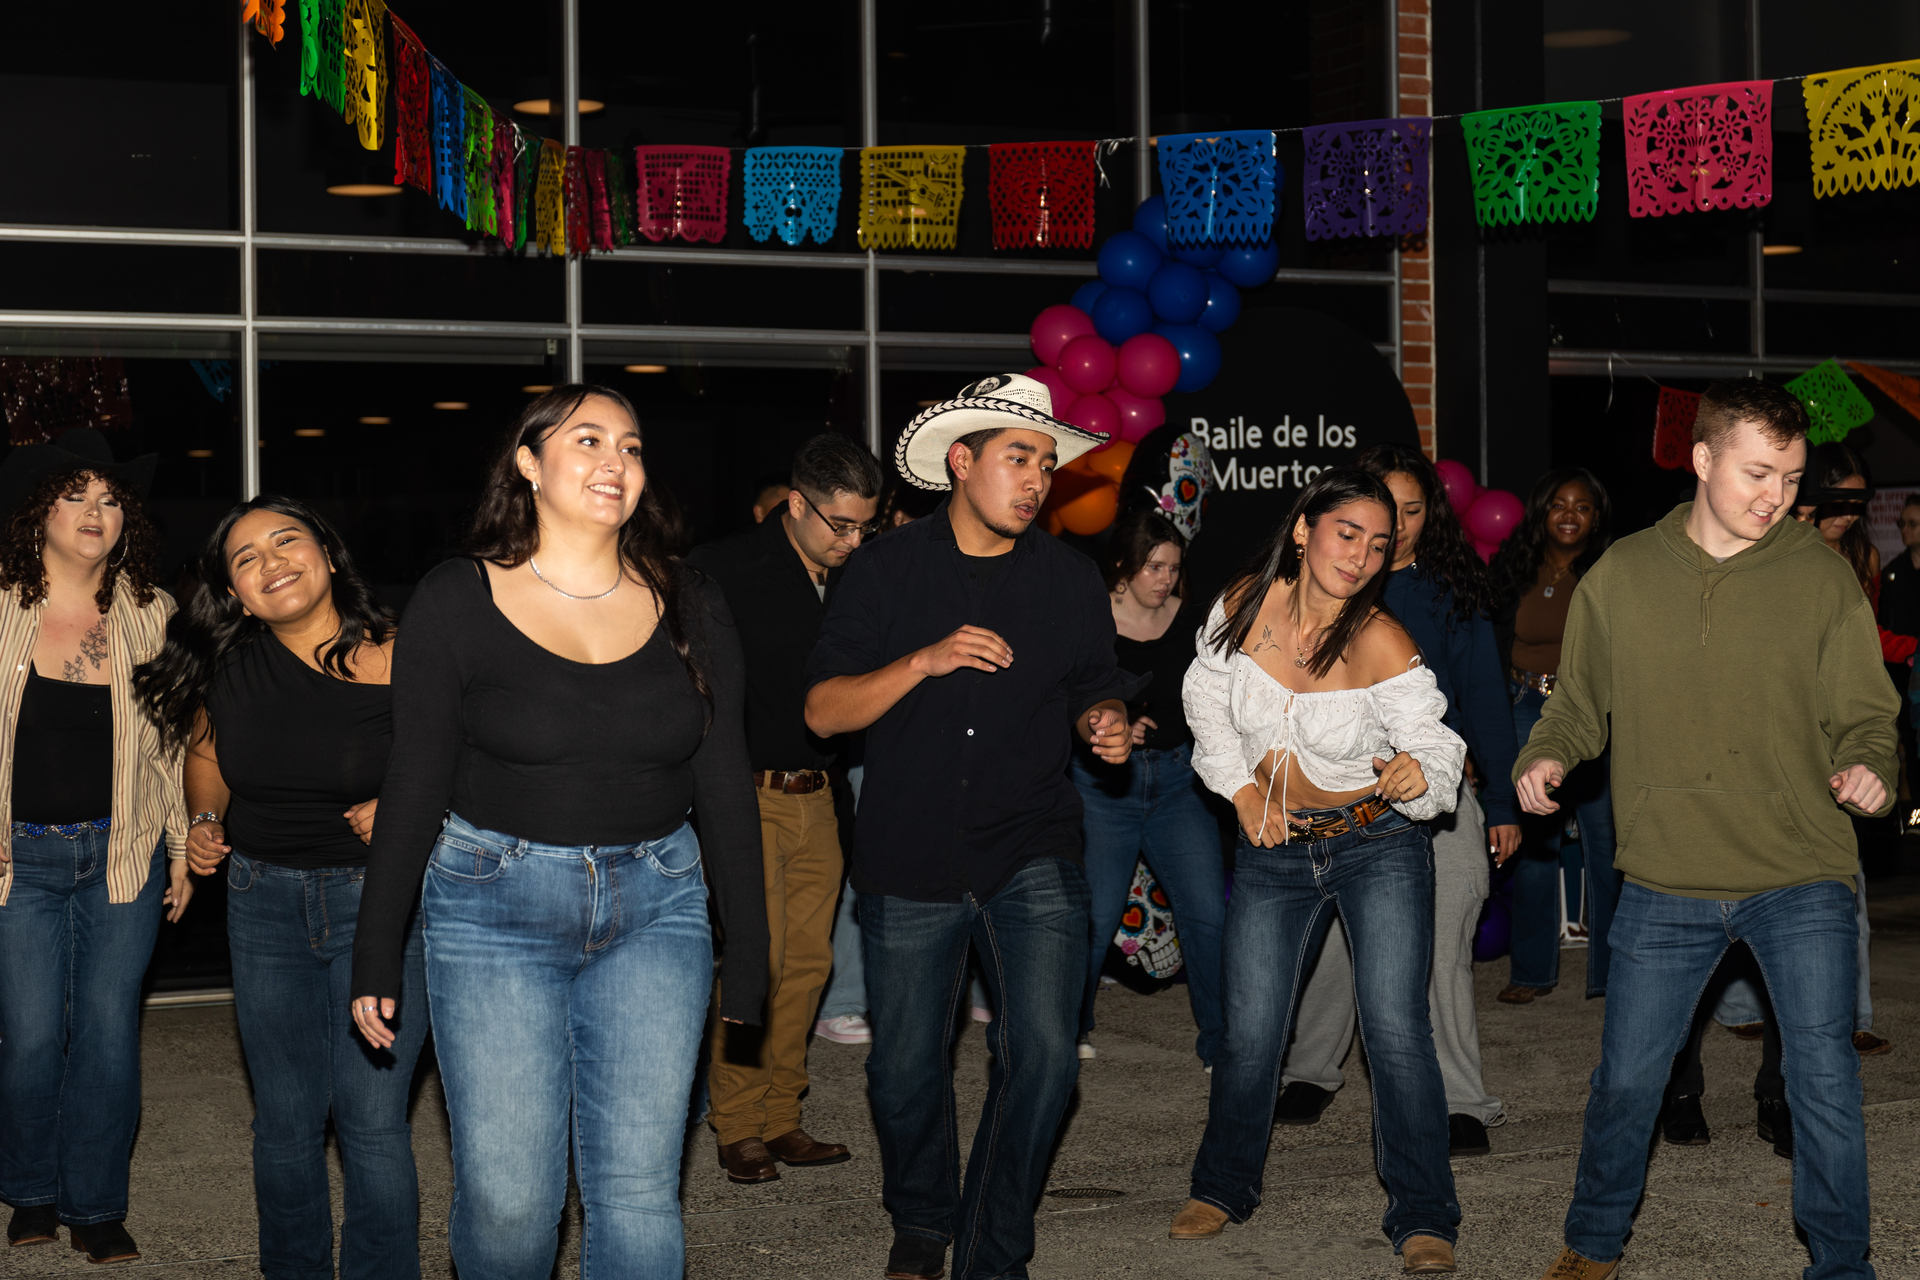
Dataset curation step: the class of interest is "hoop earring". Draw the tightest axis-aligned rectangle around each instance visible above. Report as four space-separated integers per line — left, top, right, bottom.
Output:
531 481 540 498
108 541 126 569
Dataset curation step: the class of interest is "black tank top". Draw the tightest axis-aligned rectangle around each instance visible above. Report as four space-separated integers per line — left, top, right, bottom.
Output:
1113 603 1198 752
205 636 393 868
11 666 113 823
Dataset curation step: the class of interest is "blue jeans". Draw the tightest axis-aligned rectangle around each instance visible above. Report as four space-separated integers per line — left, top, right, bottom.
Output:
422 814 713 1280
1190 812 1458 1246
861 857 1090 1280
227 852 429 1280
1510 683 1621 994
1713 869 1873 1033
0 830 165 1224
1566 881 1870 1277
1070 742 1226 1064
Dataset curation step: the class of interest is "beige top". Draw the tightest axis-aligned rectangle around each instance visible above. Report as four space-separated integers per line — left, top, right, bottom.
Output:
0 578 184 905
1511 560 1577 676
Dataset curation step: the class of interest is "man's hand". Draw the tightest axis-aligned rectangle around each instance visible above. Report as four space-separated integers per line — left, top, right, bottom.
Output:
186 819 230 876
1832 764 1888 814
1372 752 1429 803
1129 714 1157 747
910 625 1012 678
1489 823 1522 864
1088 706 1131 764
1516 759 1566 815
345 799 379 846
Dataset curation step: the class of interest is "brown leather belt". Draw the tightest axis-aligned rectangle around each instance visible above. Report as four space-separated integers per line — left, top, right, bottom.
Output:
1286 794 1394 844
754 769 829 795
1511 666 1557 697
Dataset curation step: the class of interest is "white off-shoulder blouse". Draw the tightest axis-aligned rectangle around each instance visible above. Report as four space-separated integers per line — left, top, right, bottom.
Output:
1182 600 1466 833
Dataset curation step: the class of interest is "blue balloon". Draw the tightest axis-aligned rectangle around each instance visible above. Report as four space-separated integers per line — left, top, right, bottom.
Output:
1215 241 1280 288
1091 286 1155 345
1146 261 1209 325
1198 272 1241 333
1172 244 1224 268
1096 229 1162 292
1071 279 1110 314
1153 322 1224 393
1133 195 1169 256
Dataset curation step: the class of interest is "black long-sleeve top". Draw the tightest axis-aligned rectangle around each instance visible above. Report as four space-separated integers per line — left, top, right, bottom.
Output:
350 558 769 1024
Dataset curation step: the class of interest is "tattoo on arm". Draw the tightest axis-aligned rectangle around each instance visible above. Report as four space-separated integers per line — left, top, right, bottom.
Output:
1249 624 1279 654
60 621 109 683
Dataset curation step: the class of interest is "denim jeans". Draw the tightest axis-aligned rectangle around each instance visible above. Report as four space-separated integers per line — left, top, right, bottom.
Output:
1565 880 1870 1278
1190 812 1459 1247
422 814 713 1280
818 765 867 1021
1070 742 1226 1064
861 857 1090 1280
227 852 428 1280
0 830 164 1224
1713 869 1873 1033
1510 682 1621 994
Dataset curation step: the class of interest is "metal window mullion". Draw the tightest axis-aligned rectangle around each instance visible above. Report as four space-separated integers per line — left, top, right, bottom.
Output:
860 0 880 455
1133 0 1151 207
240 19 261 500
563 0 583 383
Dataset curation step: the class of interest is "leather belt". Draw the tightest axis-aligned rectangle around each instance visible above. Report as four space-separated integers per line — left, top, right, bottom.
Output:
1286 794 1393 844
1511 666 1557 697
754 769 829 795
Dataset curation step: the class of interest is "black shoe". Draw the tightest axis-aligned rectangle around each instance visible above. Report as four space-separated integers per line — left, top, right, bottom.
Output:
1275 1081 1336 1126
1757 1096 1793 1159
1447 1113 1491 1156
67 1220 139 1264
6 1205 58 1247
884 1231 948 1280
1658 1094 1712 1145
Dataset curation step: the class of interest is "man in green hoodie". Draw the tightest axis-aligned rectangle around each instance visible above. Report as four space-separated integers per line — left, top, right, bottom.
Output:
1514 378 1897 1280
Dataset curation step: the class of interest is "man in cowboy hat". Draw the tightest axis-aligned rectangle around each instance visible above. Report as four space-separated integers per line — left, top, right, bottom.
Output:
805 373 1141 1280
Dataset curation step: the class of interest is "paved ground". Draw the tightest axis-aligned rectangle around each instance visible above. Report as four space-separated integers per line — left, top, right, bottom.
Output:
14 883 1920 1279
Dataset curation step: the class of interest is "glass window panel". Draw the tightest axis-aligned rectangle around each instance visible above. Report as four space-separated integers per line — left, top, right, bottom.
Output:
583 261 864 330
1758 167 1920 296
879 0 1119 140
1542 128 1752 288
1764 302 1920 363
1548 293 1751 353
1759 0 1920 81
880 271 1090 337
256 248 564 322
0 243 240 316
1543 0 1747 102
1549 374 1697 537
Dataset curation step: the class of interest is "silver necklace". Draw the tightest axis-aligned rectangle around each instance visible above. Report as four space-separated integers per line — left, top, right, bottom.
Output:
529 559 620 601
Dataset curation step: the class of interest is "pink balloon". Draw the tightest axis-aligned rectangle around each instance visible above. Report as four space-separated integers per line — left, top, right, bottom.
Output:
1062 392 1120 448
1474 540 1499 563
1116 332 1181 399
1464 489 1525 545
1434 459 1479 513
1109 388 1165 443
1024 365 1072 416
1030 304 1095 367
1058 334 1118 396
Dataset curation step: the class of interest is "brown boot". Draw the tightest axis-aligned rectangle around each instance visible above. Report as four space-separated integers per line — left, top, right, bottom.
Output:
1401 1235 1456 1274
1539 1246 1619 1279
1168 1198 1229 1239
717 1137 780 1184
764 1128 851 1167
1498 984 1552 1004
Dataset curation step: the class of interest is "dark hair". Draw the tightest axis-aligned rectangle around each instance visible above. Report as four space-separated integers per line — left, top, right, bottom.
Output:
465 383 710 720
1802 440 1875 589
1904 492 1920 513
1102 510 1184 593
1487 468 1613 610
792 432 882 503
1206 467 1398 679
133 495 394 752
1353 443 1490 622
1694 377 1810 454
0 467 160 613
881 480 941 529
943 427 1008 487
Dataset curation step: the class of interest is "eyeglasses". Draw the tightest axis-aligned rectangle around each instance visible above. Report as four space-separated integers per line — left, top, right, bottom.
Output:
799 489 881 540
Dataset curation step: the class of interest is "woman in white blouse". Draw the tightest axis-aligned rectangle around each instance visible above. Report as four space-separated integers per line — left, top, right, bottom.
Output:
1167 468 1466 1276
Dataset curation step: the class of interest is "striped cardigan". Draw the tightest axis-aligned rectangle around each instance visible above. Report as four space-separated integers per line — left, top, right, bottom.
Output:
0 578 185 906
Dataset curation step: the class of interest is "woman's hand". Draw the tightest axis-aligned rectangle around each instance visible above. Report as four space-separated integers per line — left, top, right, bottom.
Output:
185 819 230 875
345 799 379 846
352 997 398 1050
1129 714 1157 747
163 858 194 922
1372 752 1430 803
1233 781 1305 848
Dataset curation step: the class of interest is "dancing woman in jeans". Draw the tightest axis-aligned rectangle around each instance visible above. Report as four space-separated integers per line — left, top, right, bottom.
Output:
1168 468 1466 1275
134 495 422 1280
350 387 768 1280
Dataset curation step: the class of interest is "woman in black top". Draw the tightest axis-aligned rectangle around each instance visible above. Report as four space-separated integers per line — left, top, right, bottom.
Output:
133 494 423 1280
350 386 766 1280
1072 511 1226 1067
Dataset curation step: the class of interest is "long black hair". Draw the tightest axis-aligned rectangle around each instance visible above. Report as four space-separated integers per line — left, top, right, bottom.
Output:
1206 467 1397 679
1801 440 1875 590
1354 442 1490 622
1487 467 1612 611
465 384 711 720
133 495 394 752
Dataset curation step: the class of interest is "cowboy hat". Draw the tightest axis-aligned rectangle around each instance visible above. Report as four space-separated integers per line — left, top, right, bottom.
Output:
892 372 1109 491
0 427 158 518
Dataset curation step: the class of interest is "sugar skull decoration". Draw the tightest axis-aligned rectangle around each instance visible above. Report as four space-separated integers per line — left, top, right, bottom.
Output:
1148 428 1212 541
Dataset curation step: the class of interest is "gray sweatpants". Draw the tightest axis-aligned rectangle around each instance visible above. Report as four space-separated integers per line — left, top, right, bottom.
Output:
1279 775 1504 1123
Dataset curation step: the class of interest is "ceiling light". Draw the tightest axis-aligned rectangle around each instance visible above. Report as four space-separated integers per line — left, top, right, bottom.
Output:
294 428 326 437
522 384 553 393
325 183 402 197
431 401 470 410
887 51 908 59
187 449 214 458
624 364 667 373
916 399 941 407
1762 244 1803 256
513 99 605 116
1543 28 1632 48
358 415 392 425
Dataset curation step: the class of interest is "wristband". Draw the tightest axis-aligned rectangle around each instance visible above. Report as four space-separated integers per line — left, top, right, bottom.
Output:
190 811 222 827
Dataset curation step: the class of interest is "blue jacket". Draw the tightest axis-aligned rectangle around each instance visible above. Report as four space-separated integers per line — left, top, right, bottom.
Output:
1382 565 1521 828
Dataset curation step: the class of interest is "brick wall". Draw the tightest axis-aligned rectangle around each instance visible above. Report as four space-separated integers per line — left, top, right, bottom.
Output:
1396 0 1434 458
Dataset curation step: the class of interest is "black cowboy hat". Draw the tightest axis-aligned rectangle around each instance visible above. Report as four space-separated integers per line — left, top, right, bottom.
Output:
0 428 157 518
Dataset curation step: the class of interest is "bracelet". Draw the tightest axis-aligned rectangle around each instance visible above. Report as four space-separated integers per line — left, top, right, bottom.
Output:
190 811 221 827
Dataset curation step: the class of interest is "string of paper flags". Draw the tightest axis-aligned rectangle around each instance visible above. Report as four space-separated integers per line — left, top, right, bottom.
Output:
1651 359 1920 472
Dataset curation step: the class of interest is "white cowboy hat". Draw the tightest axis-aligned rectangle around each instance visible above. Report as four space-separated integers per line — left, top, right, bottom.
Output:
893 372 1110 491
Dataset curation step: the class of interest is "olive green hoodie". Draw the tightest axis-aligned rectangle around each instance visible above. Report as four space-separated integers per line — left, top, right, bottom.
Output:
1512 503 1898 899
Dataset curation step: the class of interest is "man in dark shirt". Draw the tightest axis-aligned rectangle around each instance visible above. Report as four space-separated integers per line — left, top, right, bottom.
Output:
686 434 882 1185
806 373 1140 1280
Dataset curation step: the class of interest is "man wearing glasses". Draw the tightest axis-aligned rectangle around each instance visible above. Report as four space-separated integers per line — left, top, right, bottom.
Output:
687 433 883 1186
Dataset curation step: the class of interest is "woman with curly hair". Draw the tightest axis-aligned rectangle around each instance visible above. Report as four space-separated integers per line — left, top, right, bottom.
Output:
1274 443 1522 1157
0 430 189 1265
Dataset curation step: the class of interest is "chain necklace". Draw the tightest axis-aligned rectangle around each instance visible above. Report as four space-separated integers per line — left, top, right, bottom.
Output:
1542 562 1571 599
1293 624 1327 668
529 558 620 601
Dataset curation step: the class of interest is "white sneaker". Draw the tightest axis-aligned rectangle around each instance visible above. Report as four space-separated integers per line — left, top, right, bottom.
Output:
813 1015 873 1045
971 1005 993 1024
1077 1035 1097 1060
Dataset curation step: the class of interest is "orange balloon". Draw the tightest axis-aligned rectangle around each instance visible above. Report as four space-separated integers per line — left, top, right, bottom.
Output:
1057 480 1119 535
1043 508 1067 536
1084 440 1134 484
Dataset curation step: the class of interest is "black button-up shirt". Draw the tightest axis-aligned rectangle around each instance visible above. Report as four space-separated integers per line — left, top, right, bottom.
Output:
806 501 1141 902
